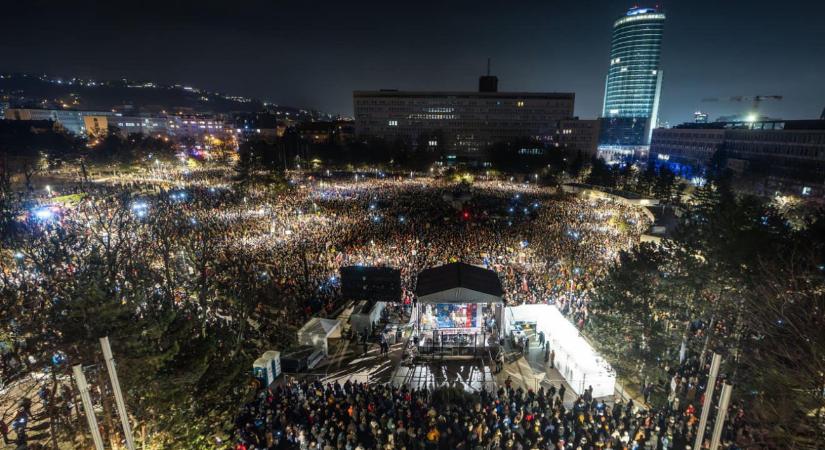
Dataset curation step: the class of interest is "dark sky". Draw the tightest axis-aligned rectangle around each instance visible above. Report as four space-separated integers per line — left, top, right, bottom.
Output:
2 0 824 123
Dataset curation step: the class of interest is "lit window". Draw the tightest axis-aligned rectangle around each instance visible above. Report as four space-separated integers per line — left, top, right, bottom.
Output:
388 120 398 126
516 101 525 107
428 140 438 147
620 67 628 72
652 70 658 75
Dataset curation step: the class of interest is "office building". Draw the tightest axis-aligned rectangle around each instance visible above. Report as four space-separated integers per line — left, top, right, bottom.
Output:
106 114 168 136
167 115 229 137
599 6 666 158
557 119 601 157
650 119 825 197
353 76 574 159
4 108 113 135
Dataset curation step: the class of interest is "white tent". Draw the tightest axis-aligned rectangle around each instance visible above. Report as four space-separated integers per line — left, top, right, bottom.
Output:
506 304 616 398
297 317 342 356
350 301 385 335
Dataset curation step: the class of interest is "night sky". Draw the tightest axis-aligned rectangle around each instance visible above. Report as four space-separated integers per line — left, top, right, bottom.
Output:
2 0 824 123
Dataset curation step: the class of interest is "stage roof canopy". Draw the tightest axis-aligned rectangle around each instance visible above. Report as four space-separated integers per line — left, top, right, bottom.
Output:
416 262 504 304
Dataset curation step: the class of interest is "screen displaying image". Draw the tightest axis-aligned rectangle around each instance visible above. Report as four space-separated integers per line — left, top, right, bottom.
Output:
432 303 478 329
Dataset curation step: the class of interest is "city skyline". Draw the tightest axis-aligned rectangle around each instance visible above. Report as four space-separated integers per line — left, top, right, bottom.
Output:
2 0 824 124
2 2 824 448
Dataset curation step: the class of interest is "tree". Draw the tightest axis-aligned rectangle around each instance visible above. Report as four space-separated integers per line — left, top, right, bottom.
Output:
234 142 258 187
736 250 825 449
586 155 615 188
0 120 81 190
566 150 586 180
589 242 709 386
652 166 676 202
590 169 825 446
0 162 20 241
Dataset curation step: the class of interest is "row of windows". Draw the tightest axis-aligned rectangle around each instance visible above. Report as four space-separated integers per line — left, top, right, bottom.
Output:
359 110 563 118
611 36 663 44
362 122 556 130
727 143 824 159
353 100 569 108
728 133 825 145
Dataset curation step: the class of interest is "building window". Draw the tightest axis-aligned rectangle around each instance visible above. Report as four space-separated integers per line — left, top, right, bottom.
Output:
388 120 398 126
428 140 438 147
516 101 525 107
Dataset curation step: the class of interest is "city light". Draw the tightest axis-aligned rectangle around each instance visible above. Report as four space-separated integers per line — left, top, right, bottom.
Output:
32 206 57 221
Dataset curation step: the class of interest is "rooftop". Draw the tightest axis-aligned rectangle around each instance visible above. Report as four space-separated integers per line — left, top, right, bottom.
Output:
353 90 574 100
672 119 825 131
416 262 504 302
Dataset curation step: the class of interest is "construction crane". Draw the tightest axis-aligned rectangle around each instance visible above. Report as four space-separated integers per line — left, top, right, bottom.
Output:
701 95 783 111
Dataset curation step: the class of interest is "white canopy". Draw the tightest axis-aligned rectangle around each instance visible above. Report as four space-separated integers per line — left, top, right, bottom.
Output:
506 304 616 398
297 318 342 355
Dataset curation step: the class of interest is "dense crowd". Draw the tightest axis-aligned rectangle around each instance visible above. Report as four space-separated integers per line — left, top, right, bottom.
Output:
4 170 648 326
234 347 754 450
2 169 651 448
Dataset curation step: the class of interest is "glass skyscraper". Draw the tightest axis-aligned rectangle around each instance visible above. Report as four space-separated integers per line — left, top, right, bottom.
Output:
600 6 666 150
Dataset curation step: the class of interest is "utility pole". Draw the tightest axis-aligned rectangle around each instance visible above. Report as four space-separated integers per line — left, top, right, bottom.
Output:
693 352 722 450
709 383 733 449
72 365 105 450
100 336 137 450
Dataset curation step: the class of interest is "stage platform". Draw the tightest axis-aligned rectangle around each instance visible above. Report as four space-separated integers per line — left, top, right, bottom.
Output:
391 360 496 392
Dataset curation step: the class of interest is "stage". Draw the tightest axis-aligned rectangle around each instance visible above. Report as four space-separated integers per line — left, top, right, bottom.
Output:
412 262 504 358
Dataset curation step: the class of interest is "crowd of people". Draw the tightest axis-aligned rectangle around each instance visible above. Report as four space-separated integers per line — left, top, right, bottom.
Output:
6 168 649 324
2 167 654 448
234 347 755 450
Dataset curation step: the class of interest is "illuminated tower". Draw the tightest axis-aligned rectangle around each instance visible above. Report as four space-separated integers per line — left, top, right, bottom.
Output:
600 6 666 149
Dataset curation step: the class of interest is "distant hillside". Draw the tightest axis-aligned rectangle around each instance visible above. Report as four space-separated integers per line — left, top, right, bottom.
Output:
0 73 265 114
